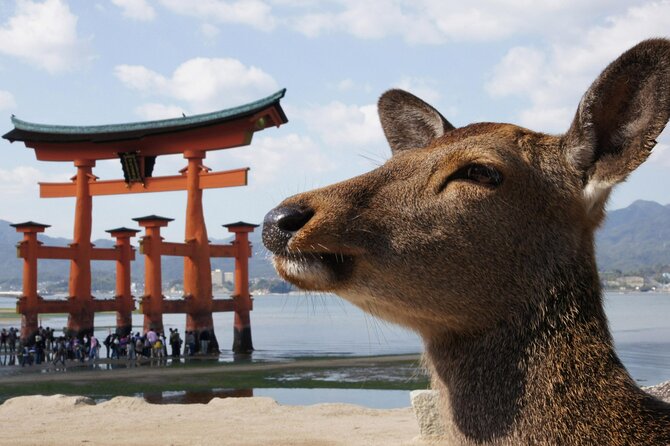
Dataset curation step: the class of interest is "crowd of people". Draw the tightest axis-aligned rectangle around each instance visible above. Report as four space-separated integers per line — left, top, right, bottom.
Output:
0 326 215 367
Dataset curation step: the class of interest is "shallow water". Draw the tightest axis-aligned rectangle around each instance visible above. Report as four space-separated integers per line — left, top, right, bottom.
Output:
138 388 414 408
1 291 669 407
604 292 670 385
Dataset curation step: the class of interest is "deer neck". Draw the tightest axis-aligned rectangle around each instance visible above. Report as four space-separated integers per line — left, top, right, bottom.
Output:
424 265 641 445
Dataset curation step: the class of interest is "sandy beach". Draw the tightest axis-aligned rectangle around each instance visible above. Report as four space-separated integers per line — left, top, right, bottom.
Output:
0 394 423 446
2 381 668 446
1 381 669 445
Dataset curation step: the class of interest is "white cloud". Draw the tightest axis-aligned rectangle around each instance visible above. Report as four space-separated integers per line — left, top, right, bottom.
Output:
486 47 545 98
394 76 441 104
327 78 372 94
115 57 278 112
518 106 574 132
200 23 220 39
111 0 156 21
285 0 633 44
134 103 185 120
98 0 640 47
0 0 92 73
115 65 168 91
297 101 384 147
650 143 670 168
486 1 670 133
336 78 355 92
0 166 68 195
222 133 334 185
158 0 275 30
0 90 16 111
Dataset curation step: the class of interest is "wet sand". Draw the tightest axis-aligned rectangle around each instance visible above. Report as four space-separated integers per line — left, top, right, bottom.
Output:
0 354 422 384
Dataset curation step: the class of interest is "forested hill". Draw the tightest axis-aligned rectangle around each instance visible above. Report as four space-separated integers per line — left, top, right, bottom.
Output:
595 200 670 272
0 221 277 288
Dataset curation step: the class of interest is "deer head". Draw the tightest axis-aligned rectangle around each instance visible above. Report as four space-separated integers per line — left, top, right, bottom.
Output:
263 39 670 339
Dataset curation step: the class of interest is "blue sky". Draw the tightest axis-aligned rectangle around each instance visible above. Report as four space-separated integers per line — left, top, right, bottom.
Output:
0 0 669 241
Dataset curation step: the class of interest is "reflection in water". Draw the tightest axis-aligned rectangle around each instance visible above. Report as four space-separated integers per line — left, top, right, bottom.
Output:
0 353 16 366
142 388 254 404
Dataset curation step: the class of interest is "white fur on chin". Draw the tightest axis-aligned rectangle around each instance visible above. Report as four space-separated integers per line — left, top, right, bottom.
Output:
272 255 333 288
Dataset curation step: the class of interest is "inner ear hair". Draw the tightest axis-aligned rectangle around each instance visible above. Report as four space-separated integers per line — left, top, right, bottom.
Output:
564 38 670 187
378 89 455 154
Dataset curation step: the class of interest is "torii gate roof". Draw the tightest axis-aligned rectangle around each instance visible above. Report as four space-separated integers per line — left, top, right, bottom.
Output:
2 89 288 161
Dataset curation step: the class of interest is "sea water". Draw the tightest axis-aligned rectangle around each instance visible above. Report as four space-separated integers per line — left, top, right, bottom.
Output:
1 291 668 407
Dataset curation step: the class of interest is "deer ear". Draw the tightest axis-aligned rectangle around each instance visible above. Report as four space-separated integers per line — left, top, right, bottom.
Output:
378 89 455 154
564 39 670 222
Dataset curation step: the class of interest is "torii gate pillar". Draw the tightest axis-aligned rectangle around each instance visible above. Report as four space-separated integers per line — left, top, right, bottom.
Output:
135 216 173 334
67 159 96 338
106 227 140 336
225 222 258 354
183 150 217 352
11 222 50 341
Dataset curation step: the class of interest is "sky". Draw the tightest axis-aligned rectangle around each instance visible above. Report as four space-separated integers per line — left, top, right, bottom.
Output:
0 0 670 241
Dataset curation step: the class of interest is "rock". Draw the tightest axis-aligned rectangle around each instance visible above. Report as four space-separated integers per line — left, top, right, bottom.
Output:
644 380 670 403
409 381 670 441
410 389 445 438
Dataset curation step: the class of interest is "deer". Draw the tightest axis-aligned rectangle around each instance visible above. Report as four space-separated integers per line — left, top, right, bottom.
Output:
262 39 670 445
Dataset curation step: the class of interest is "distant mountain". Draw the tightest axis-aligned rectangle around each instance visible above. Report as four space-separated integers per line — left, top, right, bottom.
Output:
595 200 670 272
0 199 668 288
0 220 278 289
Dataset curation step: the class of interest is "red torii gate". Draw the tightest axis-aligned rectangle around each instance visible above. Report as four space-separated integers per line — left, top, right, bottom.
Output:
3 90 287 354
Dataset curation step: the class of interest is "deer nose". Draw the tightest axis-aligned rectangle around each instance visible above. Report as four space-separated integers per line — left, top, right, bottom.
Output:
262 206 314 254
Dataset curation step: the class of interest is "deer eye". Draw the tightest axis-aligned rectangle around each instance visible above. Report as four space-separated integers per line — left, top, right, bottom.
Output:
439 164 503 191
464 164 503 186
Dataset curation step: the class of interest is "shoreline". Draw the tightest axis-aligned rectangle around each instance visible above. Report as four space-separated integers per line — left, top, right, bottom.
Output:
0 353 423 385
0 353 429 405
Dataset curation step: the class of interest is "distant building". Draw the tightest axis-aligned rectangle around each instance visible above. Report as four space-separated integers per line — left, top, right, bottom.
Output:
211 269 223 287
622 276 645 289
224 272 234 283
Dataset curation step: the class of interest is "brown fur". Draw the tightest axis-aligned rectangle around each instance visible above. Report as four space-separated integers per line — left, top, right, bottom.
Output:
263 39 670 445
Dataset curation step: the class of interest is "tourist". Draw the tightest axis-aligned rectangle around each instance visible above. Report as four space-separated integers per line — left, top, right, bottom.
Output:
8 327 16 354
34 332 44 364
16 340 23 365
0 328 8 353
146 328 158 345
127 333 136 361
143 335 152 358
103 331 112 358
44 327 54 361
146 329 158 358
160 333 168 358
74 338 85 362
53 337 67 367
153 336 164 359
169 329 182 358
19 342 33 367
199 329 210 355
184 331 195 356
111 334 120 359
119 334 128 358
66 337 75 361
88 335 99 361
132 333 142 359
